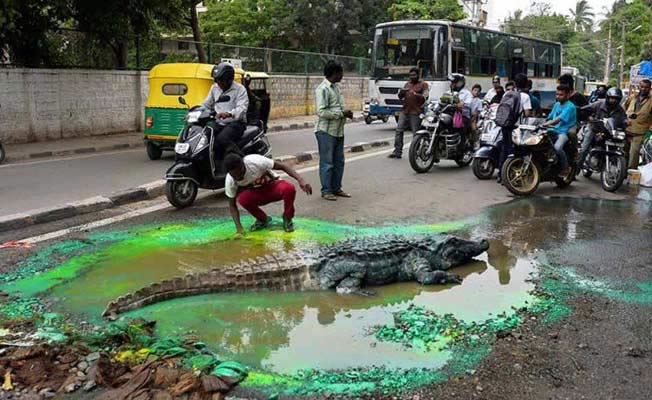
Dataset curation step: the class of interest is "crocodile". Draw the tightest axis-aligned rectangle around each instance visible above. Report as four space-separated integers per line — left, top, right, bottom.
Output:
102 235 489 319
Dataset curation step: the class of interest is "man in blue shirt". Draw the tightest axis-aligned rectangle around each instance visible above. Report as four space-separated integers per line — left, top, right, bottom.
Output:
543 85 577 177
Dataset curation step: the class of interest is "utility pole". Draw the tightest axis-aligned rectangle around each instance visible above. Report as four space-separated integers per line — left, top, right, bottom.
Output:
619 22 625 89
604 23 611 84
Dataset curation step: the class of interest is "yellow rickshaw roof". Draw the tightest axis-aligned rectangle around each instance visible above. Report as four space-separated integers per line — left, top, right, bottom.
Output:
148 63 261 80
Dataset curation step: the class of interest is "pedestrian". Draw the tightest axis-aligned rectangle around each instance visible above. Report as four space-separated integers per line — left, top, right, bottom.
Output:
201 62 249 172
484 75 501 103
624 79 652 169
389 67 429 159
543 85 577 178
224 150 312 235
315 61 354 201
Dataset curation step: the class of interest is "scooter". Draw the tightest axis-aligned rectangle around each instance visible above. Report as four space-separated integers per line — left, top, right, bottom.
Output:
472 103 501 179
164 96 272 209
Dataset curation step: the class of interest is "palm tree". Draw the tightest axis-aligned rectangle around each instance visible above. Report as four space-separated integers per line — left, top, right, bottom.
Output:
569 0 595 32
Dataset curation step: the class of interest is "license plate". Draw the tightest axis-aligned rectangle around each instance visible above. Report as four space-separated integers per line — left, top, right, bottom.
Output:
175 142 190 154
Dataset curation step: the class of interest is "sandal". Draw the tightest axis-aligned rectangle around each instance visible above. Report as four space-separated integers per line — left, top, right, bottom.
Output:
250 216 272 231
283 218 295 233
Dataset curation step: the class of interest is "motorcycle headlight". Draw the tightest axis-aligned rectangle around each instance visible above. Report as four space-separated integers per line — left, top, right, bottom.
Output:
613 130 626 141
427 115 436 123
523 134 543 146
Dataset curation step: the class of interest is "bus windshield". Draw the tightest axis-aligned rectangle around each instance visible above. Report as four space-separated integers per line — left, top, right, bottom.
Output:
372 24 448 80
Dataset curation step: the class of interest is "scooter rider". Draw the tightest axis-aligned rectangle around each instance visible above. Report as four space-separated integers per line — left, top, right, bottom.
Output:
202 62 249 170
578 88 627 169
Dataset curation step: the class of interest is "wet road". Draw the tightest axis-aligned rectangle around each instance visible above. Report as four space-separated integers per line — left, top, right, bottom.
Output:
0 121 398 216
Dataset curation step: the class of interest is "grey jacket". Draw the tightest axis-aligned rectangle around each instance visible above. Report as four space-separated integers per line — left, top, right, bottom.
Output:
201 81 249 124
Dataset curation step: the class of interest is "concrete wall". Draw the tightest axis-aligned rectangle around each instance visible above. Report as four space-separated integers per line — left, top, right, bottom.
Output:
0 68 368 144
0 69 147 144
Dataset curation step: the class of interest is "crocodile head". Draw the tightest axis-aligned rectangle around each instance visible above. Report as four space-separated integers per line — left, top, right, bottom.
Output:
424 236 490 269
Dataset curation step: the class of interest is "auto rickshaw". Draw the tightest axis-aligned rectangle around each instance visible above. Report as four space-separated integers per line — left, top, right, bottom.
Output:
144 63 270 160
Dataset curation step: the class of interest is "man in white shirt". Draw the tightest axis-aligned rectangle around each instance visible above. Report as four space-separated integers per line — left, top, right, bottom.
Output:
224 152 312 234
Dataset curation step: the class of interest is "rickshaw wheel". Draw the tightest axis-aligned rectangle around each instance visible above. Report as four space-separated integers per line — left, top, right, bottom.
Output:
147 142 162 160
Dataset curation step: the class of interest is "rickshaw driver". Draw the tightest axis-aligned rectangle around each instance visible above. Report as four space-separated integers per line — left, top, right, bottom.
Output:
201 62 249 171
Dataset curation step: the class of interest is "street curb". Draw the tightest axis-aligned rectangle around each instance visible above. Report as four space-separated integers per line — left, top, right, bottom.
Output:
6 117 366 163
0 135 389 234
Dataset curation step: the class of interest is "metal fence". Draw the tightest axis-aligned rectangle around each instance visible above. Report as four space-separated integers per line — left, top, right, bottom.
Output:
2 29 370 75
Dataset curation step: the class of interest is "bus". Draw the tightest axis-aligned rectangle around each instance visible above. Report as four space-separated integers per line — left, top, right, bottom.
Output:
369 20 562 117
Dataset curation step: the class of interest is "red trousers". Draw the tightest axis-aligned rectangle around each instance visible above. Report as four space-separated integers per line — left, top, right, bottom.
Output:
237 179 296 221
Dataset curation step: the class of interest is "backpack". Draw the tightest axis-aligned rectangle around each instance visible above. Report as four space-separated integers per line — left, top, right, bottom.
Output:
495 91 521 128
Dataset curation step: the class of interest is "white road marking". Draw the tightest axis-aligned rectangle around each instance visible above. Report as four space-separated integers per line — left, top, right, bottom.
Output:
0 149 144 169
19 144 404 244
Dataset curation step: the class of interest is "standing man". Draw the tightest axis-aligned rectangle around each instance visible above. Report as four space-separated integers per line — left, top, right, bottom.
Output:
389 67 429 159
224 151 312 234
624 79 652 169
315 61 354 201
497 74 530 183
484 75 501 103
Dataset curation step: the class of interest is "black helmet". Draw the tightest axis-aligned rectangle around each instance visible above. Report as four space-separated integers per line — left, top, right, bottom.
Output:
448 73 466 91
606 87 623 104
212 62 235 85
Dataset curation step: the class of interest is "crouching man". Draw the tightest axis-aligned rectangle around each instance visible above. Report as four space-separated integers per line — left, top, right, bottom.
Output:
224 151 313 234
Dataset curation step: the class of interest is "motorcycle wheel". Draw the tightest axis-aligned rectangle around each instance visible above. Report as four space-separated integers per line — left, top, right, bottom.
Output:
382 116 389 123
600 155 627 192
502 157 540 196
472 158 494 180
408 135 436 173
0 142 5 164
165 180 198 209
364 116 372 125
146 142 163 160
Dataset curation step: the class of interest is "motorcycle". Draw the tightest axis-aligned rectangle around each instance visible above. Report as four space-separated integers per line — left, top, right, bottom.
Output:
408 94 474 173
641 135 652 166
0 140 5 164
165 95 272 209
579 118 628 192
363 101 389 124
472 103 501 179
501 119 578 196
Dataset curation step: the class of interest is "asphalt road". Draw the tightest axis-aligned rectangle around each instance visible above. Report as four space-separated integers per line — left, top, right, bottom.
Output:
0 121 398 216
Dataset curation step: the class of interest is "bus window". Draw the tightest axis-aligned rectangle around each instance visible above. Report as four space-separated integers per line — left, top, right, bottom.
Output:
452 50 466 74
372 25 437 80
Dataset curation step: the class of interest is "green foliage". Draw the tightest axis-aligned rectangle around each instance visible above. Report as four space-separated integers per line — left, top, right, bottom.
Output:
388 0 466 21
568 0 594 32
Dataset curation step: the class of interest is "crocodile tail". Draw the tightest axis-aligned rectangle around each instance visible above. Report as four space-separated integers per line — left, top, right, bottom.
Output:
101 251 309 319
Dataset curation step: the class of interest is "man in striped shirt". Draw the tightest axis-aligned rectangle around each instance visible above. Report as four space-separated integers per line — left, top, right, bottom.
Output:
314 61 354 201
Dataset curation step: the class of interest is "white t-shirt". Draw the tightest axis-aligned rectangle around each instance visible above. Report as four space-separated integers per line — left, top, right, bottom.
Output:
225 155 276 198
520 92 532 114
458 88 474 118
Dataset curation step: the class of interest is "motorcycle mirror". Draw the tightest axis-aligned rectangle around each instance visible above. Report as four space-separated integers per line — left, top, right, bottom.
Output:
178 96 187 105
216 95 231 103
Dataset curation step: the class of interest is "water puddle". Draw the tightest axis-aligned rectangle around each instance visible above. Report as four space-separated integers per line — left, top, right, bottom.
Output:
12 197 651 379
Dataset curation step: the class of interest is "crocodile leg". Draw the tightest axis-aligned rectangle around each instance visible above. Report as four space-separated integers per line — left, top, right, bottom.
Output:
336 277 375 296
405 255 462 285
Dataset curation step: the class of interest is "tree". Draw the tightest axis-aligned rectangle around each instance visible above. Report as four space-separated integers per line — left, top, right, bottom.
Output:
568 0 594 32
183 1 207 63
387 0 465 21
0 0 70 66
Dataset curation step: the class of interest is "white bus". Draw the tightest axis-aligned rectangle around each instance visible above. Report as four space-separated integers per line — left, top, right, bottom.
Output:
369 20 562 118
